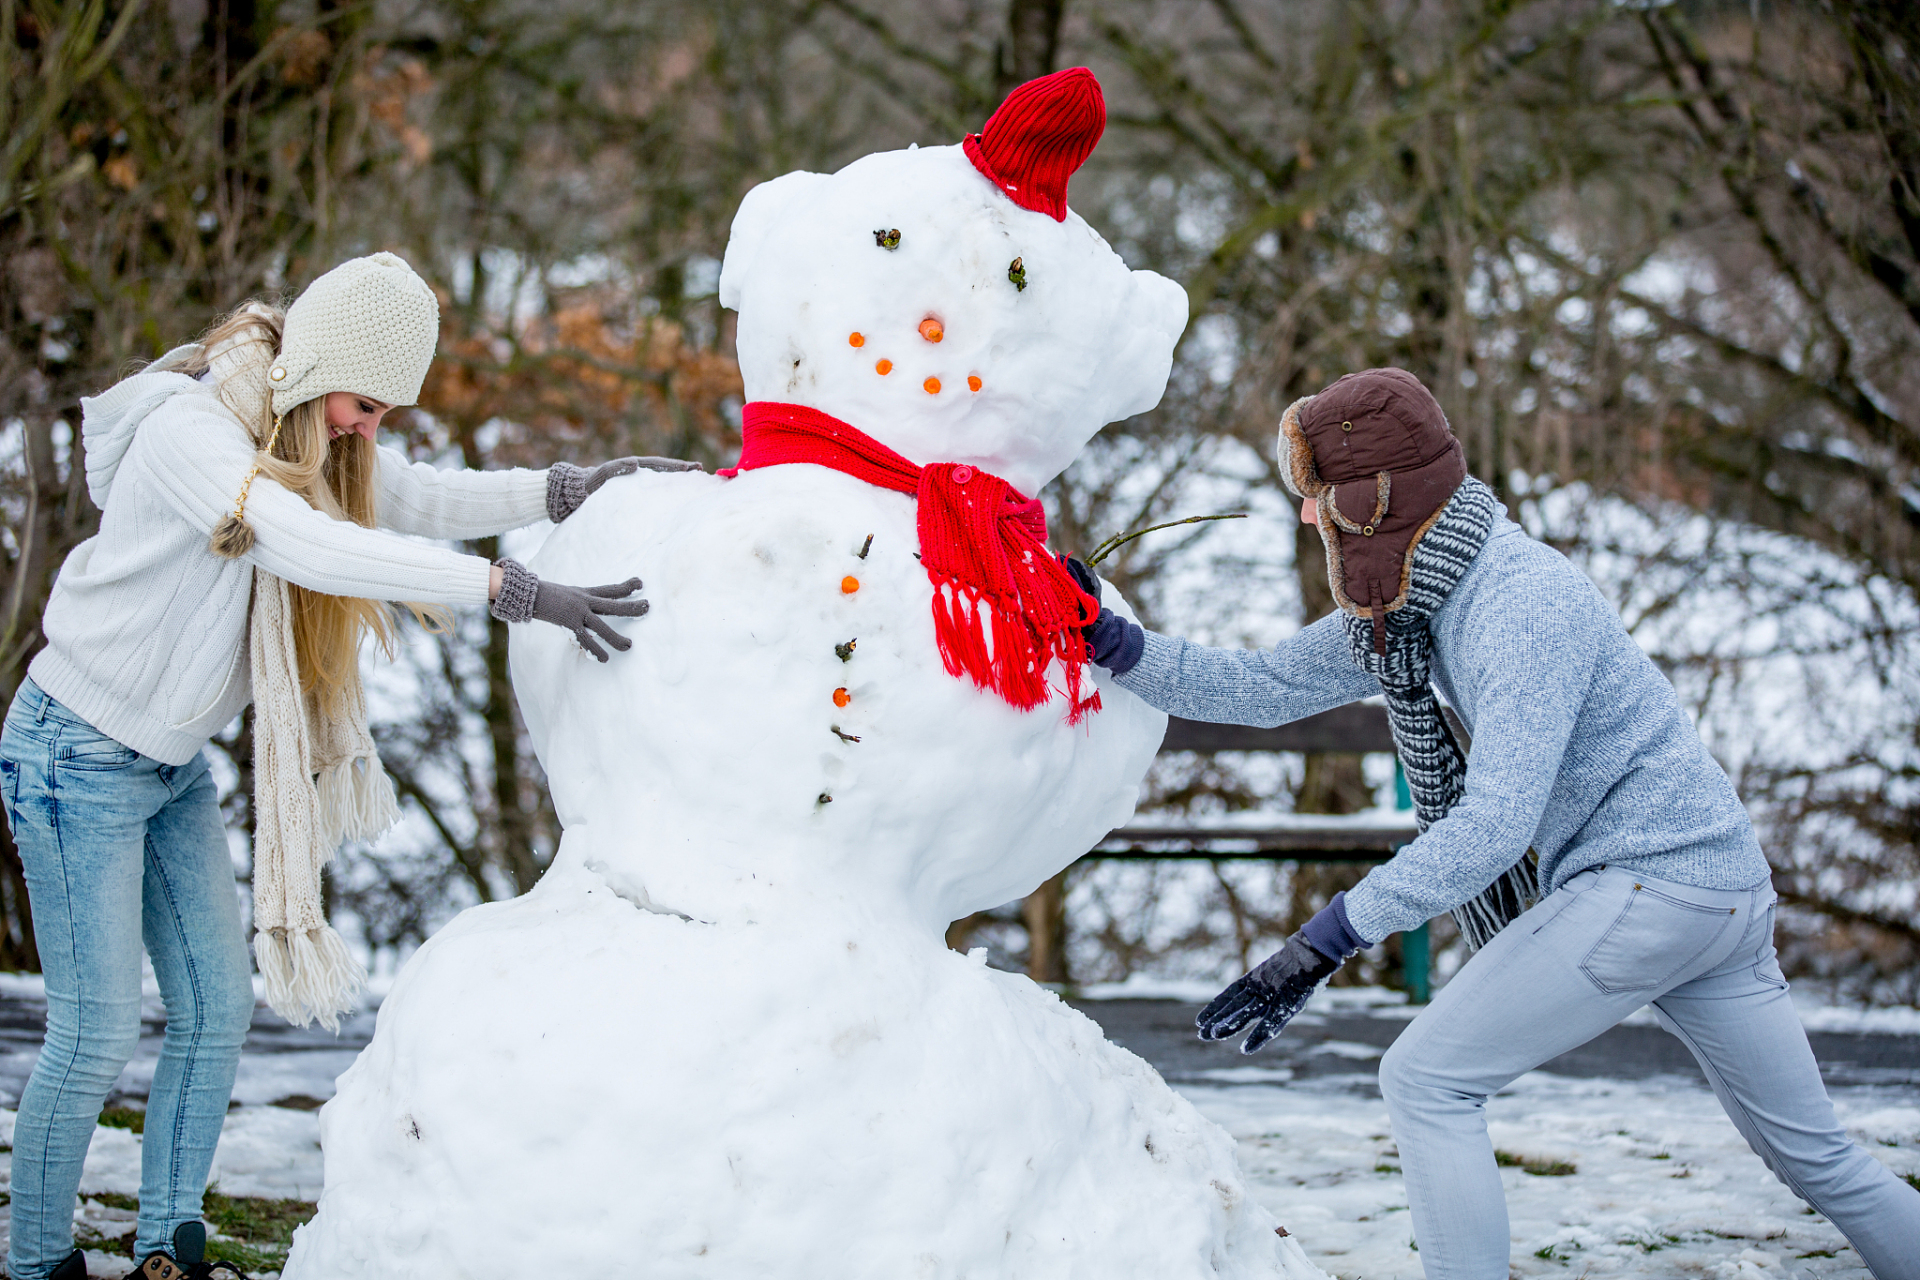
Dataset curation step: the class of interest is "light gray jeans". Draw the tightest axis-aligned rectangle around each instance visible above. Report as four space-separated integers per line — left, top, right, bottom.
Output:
1378 865 1920 1279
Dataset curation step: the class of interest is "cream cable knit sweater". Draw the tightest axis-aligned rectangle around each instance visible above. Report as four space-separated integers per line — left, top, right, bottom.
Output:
32 370 549 766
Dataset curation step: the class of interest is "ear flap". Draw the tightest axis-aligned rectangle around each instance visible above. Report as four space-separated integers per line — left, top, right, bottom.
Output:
718 171 832 310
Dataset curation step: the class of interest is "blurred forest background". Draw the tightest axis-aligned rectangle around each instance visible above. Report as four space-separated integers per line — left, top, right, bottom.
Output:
3 0 1916 1002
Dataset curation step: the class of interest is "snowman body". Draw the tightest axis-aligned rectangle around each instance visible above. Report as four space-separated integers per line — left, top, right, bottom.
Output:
285 130 1328 1280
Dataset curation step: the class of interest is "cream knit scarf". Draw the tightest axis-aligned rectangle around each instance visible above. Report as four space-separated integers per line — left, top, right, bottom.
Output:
209 321 396 1031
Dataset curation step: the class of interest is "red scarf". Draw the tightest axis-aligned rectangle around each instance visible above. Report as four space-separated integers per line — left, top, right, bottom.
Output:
721 401 1101 724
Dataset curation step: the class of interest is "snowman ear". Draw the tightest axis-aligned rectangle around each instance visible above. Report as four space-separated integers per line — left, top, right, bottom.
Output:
719 171 832 310
1129 269 1189 351
1099 268 1190 421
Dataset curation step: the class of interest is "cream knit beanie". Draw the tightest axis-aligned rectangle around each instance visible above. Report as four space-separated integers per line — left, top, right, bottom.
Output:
268 252 440 415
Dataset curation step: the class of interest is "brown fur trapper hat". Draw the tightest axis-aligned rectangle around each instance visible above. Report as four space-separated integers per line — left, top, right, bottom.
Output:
1278 367 1468 625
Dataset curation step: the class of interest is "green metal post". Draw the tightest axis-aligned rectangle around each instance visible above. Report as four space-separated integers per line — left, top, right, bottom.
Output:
1403 921 1431 1004
1391 757 1431 1003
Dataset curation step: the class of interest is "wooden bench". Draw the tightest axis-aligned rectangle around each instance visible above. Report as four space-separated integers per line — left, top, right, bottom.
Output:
1065 705 1432 1000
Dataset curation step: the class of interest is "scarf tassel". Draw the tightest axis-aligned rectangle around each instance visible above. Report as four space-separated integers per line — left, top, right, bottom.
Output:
1451 858 1542 951
255 924 366 1035
931 576 1102 726
315 753 401 847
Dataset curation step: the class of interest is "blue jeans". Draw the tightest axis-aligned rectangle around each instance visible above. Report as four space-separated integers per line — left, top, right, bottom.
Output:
1 679 254 1277
1378 865 1920 1280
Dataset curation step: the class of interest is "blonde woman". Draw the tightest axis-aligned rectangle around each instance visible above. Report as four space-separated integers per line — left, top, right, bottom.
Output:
0 253 696 1280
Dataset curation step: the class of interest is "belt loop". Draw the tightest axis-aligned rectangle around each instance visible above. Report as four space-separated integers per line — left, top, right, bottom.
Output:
32 684 47 724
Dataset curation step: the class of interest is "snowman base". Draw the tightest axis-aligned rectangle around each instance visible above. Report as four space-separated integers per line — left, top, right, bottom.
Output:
284 860 1328 1279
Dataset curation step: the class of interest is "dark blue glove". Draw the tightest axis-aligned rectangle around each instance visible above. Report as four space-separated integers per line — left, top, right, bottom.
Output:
1197 895 1365 1053
1087 609 1144 673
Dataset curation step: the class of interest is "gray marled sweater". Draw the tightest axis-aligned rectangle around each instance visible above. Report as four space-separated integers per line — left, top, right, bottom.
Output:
1113 515 1769 944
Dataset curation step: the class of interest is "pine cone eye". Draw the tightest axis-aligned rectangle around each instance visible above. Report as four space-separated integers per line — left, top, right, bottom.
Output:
1008 256 1027 291
874 228 901 249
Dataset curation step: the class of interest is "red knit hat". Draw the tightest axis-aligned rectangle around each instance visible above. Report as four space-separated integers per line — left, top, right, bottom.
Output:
962 67 1106 221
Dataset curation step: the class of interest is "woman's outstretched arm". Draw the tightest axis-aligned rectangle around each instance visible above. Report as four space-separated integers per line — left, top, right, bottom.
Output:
374 447 550 541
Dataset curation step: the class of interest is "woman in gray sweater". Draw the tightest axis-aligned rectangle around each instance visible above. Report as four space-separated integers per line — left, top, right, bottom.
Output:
2 253 693 1280
1079 368 1919 1279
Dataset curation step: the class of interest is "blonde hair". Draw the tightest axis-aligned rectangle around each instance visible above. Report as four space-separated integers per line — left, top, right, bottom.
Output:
186 302 447 719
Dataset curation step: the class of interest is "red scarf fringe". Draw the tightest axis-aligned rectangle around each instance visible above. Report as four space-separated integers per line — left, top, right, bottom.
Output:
721 402 1101 724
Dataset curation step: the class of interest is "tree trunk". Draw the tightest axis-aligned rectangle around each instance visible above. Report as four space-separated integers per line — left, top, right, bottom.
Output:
1023 870 1069 984
998 0 1066 95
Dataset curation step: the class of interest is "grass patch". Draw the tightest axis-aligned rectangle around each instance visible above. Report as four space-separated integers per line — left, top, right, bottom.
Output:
73 1224 134 1259
203 1188 318 1266
1905 1172 1919 1192
206 1237 286 1273
1495 1150 1577 1177
1799 1250 1838 1259
91 1192 140 1212
1373 1163 1401 1174
97 1106 145 1134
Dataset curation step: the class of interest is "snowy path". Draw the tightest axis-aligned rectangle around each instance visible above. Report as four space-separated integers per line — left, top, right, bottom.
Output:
0 978 1913 1278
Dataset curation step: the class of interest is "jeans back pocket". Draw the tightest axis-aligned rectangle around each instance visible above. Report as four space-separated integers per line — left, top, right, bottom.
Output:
1580 881 1738 995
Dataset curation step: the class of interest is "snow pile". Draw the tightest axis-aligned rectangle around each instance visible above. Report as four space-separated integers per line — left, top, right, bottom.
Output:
285 132 1324 1278
292 880 1313 1276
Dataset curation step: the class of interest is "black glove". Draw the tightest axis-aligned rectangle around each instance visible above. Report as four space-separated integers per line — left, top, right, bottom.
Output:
490 558 649 661
1059 555 1101 610
1052 555 1146 674
1195 932 1341 1054
547 457 703 523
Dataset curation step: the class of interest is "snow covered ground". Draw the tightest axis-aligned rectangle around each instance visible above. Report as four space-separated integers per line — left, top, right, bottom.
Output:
1191 1073 1912 1279
0 980 1912 1278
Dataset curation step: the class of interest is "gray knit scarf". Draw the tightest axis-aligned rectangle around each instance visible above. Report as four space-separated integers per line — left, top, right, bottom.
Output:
1341 476 1539 950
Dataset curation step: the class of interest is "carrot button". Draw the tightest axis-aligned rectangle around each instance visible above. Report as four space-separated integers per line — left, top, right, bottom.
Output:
923 376 941 394
841 576 860 594
875 358 892 375
967 375 982 392
849 332 865 347
918 317 944 343
833 687 851 708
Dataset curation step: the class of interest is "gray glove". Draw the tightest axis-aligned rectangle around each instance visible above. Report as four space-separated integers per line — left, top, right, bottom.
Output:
490 558 648 661
547 457 703 523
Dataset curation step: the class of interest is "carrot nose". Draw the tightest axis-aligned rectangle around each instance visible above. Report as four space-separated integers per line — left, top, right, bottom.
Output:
918 316 944 343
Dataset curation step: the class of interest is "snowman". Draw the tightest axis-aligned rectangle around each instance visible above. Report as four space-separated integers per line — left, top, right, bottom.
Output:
285 70 1329 1280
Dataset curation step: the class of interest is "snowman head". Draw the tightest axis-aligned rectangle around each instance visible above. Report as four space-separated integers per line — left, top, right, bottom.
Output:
719 69 1188 496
